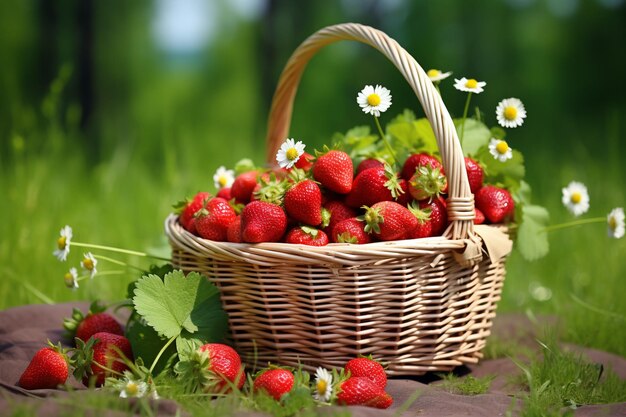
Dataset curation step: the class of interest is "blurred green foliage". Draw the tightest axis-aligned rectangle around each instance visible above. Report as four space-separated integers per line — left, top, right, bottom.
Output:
0 0 624 354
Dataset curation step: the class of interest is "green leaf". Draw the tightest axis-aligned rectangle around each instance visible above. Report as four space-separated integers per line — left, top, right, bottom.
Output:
125 313 176 375
455 118 491 156
517 204 550 261
132 270 228 342
476 146 526 190
386 115 438 155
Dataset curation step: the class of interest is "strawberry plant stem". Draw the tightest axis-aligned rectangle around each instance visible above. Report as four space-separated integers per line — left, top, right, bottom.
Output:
374 116 397 165
71 242 170 262
459 92 473 147
148 334 177 376
543 217 605 232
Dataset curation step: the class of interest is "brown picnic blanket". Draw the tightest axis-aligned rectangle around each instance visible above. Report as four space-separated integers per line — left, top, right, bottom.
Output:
1 302 625 417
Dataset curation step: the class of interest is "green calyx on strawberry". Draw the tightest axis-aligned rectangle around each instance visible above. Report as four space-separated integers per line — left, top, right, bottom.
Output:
175 343 244 394
401 152 443 181
333 218 372 244
18 341 71 390
359 201 418 241
63 300 123 344
252 175 288 205
383 163 405 199
72 332 134 387
253 366 295 401
174 191 211 233
285 226 329 246
408 165 448 201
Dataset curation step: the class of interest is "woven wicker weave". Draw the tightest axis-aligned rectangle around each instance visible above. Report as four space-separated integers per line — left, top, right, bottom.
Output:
165 23 513 375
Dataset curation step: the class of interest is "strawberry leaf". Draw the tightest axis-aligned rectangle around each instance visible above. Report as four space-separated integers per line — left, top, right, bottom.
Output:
516 204 550 261
132 270 228 354
387 112 439 156
454 118 491 156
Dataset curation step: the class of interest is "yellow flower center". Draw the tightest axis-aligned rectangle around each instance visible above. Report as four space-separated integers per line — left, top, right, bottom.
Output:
427 69 440 78
367 93 381 106
465 79 478 89
82 258 94 270
495 140 509 154
316 380 327 396
218 175 228 187
570 192 582 204
57 236 67 250
126 382 138 396
504 106 518 120
286 147 299 161
64 273 75 287
608 216 617 230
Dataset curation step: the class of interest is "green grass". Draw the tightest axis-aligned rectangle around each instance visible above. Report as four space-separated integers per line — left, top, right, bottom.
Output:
437 373 495 396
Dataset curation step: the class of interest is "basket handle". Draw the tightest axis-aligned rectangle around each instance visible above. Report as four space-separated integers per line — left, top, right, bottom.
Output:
266 23 475 241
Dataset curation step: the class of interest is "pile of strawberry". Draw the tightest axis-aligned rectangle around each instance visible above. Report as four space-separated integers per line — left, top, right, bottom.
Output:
18 303 393 410
176 150 515 245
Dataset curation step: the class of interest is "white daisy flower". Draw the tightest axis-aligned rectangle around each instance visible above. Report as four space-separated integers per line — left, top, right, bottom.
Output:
427 69 452 82
496 97 527 128
561 181 590 217
53 225 73 261
357 84 392 117
607 207 625 239
488 138 513 162
313 367 333 403
453 77 486 94
119 379 148 398
64 268 79 290
213 166 235 189
276 138 306 169
81 252 98 279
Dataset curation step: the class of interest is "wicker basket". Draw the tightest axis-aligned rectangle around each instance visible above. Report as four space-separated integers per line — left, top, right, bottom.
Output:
165 23 513 376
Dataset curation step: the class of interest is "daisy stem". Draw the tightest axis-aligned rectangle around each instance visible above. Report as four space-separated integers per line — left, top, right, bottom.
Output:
459 92 473 147
71 241 170 262
76 270 126 282
374 116 397 165
148 334 177 376
542 217 605 232
92 254 146 273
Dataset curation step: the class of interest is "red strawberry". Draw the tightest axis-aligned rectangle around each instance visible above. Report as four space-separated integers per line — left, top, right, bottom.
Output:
322 200 357 237
361 201 418 241
226 216 243 243
465 157 484 193
408 165 448 201
294 152 314 171
284 180 322 226
285 226 329 246
18 342 69 390
401 153 443 181
337 377 393 409
175 191 211 233
356 158 384 175
475 186 515 223
345 166 403 208
474 208 485 225
345 357 387 390
332 218 371 244
64 302 123 344
198 343 243 393
216 187 232 200
241 201 287 242
312 150 353 194
396 178 413 206
80 332 134 387
195 197 237 241
408 198 448 238
231 171 259 204
253 368 295 401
